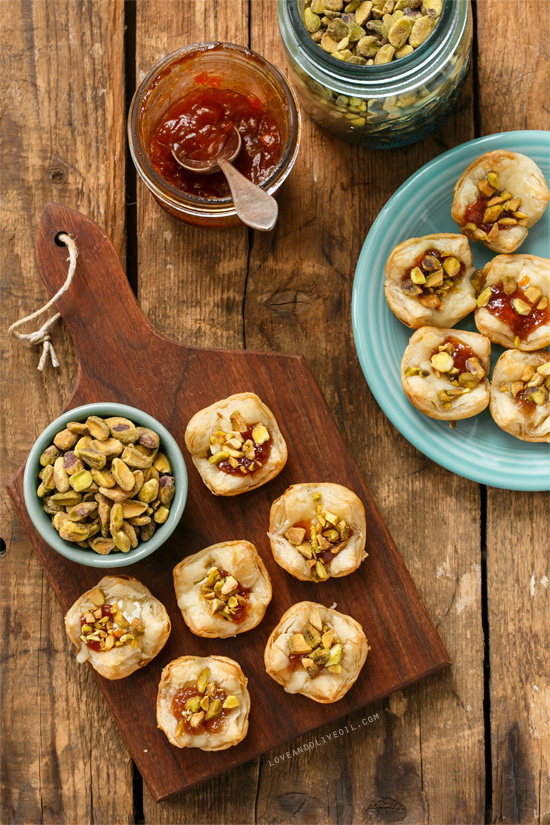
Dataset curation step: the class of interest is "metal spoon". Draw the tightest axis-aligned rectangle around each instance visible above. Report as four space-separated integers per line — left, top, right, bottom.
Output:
171 126 278 232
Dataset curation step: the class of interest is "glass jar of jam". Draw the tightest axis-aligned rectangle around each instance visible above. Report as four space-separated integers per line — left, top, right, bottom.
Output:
277 0 472 148
128 42 301 228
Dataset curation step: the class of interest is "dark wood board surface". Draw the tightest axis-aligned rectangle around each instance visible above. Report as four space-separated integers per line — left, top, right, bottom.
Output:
7 203 450 803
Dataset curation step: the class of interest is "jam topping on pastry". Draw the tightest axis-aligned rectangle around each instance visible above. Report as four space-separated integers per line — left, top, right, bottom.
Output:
499 360 550 414
200 566 251 623
207 410 271 475
400 248 465 310
172 667 240 736
476 273 549 344
285 493 352 582
406 336 487 410
287 610 343 678
461 170 528 244
79 587 145 652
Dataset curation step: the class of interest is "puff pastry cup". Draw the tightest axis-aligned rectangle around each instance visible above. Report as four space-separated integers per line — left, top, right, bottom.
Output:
489 349 550 442
474 254 550 351
384 233 477 329
264 601 369 704
173 540 272 637
157 655 250 750
452 150 550 253
268 483 367 583
401 327 491 421
64 575 171 680
184 392 288 496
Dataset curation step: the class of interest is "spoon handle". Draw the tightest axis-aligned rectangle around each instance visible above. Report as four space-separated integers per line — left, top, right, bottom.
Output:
218 159 278 232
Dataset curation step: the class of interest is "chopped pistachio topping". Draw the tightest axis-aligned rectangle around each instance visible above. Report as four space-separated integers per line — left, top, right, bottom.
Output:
288 496 351 582
175 671 239 736
290 613 343 679
512 298 532 316
200 567 247 622
401 249 464 308
427 338 486 406
79 598 144 652
477 287 492 307
503 362 550 407
462 171 524 243
207 419 270 474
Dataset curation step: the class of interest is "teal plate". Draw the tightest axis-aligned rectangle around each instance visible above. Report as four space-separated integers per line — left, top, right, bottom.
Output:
352 131 550 491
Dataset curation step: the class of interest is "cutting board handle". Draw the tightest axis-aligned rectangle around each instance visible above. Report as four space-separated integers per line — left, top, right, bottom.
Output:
35 203 161 372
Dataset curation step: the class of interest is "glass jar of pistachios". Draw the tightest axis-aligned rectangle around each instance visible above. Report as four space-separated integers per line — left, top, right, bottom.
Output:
278 0 472 147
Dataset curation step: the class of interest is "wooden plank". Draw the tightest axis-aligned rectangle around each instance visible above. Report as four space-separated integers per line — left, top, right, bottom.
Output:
0 2 132 824
133 2 258 820
476 2 550 822
476 0 549 134
247 8 486 824
8 202 449 806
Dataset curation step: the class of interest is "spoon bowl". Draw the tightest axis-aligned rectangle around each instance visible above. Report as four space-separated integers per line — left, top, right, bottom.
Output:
171 126 242 175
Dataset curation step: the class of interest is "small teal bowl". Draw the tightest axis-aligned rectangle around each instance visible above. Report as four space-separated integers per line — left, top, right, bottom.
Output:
23 402 187 568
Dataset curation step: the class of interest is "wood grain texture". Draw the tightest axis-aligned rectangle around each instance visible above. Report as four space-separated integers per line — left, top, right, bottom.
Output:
135 0 249 352
477 2 550 822
476 0 549 134
133 2 259 820
7 203 449 804
246 7 485 825
0 3 133 824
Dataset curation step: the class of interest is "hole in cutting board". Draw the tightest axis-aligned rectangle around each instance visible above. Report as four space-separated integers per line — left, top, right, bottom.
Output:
54 231 69 246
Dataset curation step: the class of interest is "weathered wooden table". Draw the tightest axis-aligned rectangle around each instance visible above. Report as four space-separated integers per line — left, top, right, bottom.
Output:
1 2 548 823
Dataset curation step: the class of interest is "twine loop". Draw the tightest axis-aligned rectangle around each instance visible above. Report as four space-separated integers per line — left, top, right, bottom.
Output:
8 233 78 371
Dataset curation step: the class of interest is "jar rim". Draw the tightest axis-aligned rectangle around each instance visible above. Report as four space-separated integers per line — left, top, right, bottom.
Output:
279 0 468 95
128 41 301 216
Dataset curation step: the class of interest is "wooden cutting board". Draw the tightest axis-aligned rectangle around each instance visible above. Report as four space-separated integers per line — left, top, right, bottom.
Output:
7 203 451 803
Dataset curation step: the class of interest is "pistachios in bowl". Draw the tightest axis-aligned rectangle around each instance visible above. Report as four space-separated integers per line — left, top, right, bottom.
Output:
23 403 187 568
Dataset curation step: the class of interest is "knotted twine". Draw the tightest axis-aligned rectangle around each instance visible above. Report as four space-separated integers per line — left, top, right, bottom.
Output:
8 233 78 371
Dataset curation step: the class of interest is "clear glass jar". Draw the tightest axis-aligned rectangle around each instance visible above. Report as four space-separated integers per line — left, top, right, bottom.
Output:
278 0 472 148
128 42 301 228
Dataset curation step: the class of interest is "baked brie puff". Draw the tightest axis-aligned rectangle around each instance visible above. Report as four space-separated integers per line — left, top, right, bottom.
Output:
384 233 477 328
264 602 369 704
474 254 550 351
157 655 250 750
173 540 272 638
64 576 171 679
268 483 367 583
489 349 550 442
452 150 550 253
401 327 491 421
184 392 287 496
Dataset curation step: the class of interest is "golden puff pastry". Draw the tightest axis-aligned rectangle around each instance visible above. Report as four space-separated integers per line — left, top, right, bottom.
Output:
489 349 550 442
452 150 550 253
401 327 491 421
173 540 272 638
268 483 367 583
64 575 171 680
184 392 287 496
384 233 477 329
474 254 550 351
157 655 250 751
264 601 369 704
